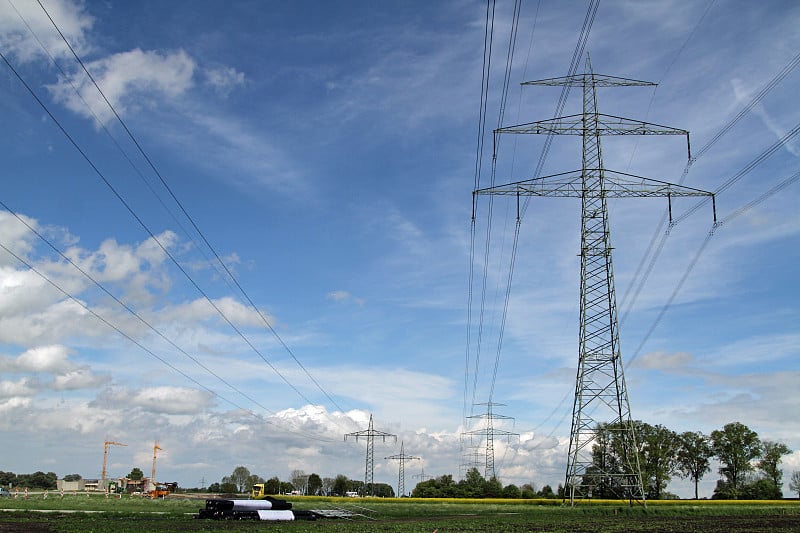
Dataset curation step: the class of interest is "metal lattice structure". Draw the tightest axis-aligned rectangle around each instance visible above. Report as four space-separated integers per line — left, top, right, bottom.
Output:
474 58 715 506
385 441 420 497
345 414 396 496
464 402 519 480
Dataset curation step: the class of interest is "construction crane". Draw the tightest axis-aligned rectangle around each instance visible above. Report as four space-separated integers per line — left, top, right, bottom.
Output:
101 440 127 485
151 441 163 485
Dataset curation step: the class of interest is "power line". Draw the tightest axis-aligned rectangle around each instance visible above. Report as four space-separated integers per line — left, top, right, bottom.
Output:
619 49 800 321
0 48 325 414
32 0 347 416
0 235 334 443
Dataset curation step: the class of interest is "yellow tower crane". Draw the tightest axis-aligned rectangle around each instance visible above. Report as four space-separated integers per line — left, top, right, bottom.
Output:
149 441 164 497
101 440 127 485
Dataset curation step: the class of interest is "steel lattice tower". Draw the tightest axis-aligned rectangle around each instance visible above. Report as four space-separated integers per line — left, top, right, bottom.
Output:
345 414 396 496
474 58 715 506
465 402 519 480
385 441 420 497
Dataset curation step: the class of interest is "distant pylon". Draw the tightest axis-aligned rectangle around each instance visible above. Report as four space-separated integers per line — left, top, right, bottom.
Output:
464 402 518 480
474 56 715 506
345 414 396 496
385 441 420 497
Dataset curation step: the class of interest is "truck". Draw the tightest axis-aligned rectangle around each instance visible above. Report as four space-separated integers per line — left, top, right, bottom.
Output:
250 483 268 500
149 482 178 499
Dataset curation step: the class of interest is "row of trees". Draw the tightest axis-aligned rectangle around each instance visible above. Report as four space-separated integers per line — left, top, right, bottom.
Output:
207 467 395 497
0 471 58 490
412 468 562 499
585 421 793 499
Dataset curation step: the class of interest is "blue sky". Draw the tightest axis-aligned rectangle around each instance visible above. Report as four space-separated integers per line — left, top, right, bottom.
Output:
1 0 798 498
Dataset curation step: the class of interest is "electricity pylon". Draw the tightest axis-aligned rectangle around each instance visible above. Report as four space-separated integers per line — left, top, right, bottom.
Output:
465 402 518 480
474 57 715 506
385 441 420 497
345 414 396 496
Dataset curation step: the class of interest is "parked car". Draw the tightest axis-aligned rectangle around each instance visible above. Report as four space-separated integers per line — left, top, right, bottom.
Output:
0 488 10 497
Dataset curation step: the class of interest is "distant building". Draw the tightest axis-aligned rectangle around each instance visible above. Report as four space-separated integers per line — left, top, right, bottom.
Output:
56 479 85 492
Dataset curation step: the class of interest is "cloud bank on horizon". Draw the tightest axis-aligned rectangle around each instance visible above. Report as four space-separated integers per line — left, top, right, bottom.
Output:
1 0 799 497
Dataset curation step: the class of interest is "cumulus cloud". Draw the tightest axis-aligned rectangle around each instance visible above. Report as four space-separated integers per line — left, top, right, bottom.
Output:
0 377 38 399
93 386 216 415
12 345 74 373
0 345 109 393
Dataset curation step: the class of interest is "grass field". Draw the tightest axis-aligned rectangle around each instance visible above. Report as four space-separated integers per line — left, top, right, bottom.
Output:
2 494 799 532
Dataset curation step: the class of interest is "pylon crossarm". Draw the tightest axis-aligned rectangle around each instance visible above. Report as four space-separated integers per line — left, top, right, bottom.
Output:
496 114 687 137
522 74 655 87
474 169 713 200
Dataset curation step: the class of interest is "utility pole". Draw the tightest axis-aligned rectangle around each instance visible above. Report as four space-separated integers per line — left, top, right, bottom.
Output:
464 402 518 480
385 441 420 497
474 57 715 506
344 414 396 496
101 440 127 488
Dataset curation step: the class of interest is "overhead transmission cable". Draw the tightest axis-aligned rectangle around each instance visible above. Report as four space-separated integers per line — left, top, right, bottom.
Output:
0 236 334 443
30 0 347 416
626 120 800 367
0 49 328 417
0 199 340 444
486 0 522 404
619 48 800 322
465 0 497 428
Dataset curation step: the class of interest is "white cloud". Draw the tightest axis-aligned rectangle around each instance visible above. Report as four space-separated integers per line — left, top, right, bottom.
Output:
0 0 94 64
13 344 74 373
130 386 215 415
0 377 38 399
204 66 245 97
48 48 196 126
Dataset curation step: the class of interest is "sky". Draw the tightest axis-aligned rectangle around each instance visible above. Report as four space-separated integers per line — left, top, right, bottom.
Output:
0 0 798 499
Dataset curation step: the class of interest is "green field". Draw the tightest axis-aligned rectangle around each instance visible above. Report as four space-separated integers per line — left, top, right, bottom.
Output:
2 494 799 532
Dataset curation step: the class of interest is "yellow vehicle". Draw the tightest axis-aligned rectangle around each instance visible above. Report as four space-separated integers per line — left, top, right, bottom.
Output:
250 483 268 500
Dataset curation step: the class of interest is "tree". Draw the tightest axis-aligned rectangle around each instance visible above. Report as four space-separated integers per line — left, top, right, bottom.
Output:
711 422 762 498
788 471 800 499
219 481 238 494
290 470 307 494
676 431 713 499
307 473 323 496
740 478 781 500
502 484 521 499
322 477 335 496
758 441 792 494
264 476 281 495
637 423 679 499
229 466 251 493
332 474 349 496
537 484 555 498
128 468 144 480
63 474 82 482
246 474 265 493
207 482 220 493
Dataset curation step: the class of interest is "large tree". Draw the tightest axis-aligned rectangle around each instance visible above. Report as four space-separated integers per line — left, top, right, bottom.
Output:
789 471 800 499
758 441 792 494
290 470 307 494
710 422 762 498
307 473 323 496
128 468 144 480
676 431 713 499
228 466 251 492
637 423 679 499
